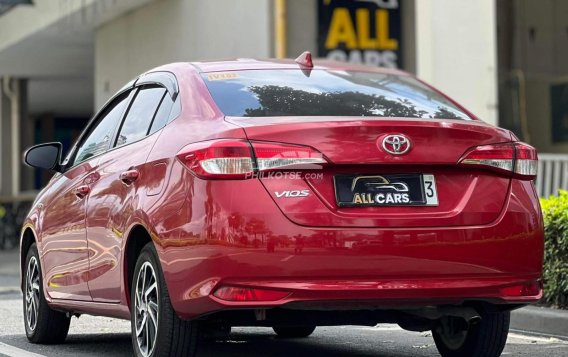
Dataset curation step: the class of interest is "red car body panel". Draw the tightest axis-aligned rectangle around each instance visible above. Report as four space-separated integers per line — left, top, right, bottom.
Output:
21 60 544 322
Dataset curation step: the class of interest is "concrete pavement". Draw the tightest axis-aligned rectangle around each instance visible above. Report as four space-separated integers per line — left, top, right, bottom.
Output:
0 249 19 294
511 305 568 339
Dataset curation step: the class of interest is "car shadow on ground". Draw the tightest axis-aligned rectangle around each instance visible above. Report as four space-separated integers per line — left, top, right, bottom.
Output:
64 333 133 354
199 330 420 357
2 330 428 357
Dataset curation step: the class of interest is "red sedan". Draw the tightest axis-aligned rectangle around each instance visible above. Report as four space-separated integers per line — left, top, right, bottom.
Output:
21 53 543 357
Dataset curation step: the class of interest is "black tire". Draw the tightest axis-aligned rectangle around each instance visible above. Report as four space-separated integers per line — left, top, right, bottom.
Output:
432 310 510 357
23 243 71 344
131 243 199 357
273 326 316 338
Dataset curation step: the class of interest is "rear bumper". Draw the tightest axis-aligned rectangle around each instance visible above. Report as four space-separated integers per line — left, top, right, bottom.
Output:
204 276 542 314
153 178 544 320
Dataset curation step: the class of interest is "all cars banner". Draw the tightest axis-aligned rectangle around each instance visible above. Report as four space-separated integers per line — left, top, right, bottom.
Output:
318 0 402 68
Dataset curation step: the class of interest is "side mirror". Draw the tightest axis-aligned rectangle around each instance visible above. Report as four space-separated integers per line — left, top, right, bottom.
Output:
23 142 63 172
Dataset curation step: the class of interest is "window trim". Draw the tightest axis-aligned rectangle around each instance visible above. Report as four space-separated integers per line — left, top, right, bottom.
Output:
61 71 181 171
135 71 179 100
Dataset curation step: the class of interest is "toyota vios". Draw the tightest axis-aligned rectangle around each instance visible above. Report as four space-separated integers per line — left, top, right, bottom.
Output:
21 53 543 357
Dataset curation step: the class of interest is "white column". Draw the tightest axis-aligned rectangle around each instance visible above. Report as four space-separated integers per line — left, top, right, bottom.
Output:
0 77 22 196
415 0 498 125
10 80 20 196
0 79 3 192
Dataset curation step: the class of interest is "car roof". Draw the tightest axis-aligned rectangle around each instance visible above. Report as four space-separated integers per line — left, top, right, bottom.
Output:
190 58 410 76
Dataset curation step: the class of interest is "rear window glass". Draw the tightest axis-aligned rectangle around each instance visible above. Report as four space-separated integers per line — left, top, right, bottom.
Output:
202 70 471 120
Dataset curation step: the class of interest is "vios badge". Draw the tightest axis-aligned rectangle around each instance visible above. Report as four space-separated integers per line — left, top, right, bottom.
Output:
381 134 411 155
275 190 310 198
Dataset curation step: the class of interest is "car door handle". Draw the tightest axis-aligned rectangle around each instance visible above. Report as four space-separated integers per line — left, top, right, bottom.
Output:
75 185 90 198
120 169 139 184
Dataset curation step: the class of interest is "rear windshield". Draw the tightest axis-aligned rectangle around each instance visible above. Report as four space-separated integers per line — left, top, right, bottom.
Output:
202 69 471 120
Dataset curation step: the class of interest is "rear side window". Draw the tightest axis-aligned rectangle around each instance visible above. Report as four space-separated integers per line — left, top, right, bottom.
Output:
148 93 174 135
115 86 166 147
202 70 471 120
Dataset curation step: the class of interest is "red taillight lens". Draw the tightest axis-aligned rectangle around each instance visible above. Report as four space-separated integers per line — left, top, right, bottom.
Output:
177 140 327 179
251 141 327 171
513 142 538 179
458 142 537 180
177 140 254 179
213 286 290 302
459 143 514 174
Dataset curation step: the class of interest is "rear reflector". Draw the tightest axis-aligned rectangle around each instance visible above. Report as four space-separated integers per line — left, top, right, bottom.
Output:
213 286 290 302
500 280 542 297
458 142 537 180
177 139 327 179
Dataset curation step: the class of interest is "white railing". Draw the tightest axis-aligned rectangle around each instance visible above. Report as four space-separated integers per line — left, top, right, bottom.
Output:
537 153 568 198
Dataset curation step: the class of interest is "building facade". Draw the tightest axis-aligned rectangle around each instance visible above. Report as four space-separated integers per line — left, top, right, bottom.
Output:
0 0 564 197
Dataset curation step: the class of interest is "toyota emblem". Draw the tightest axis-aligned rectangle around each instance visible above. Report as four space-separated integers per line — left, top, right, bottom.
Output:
381 134 411 155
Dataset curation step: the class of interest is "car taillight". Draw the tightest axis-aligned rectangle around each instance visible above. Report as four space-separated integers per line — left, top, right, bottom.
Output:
514 142 538 179
213 286 290 302
251 141 327 171
177 139 327 179
458 142 537 180
177 140 254 179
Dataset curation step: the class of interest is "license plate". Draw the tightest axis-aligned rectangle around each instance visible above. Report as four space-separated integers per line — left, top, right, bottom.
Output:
334 174 439 207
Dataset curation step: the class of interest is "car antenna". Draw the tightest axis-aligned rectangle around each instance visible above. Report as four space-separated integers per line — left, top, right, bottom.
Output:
295 51 313 77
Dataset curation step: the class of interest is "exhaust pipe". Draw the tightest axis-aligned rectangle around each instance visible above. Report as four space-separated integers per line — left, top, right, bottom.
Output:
407 306 481 324
468 315 482 325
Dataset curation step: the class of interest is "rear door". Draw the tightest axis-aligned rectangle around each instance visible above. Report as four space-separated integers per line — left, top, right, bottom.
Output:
86 85 172 302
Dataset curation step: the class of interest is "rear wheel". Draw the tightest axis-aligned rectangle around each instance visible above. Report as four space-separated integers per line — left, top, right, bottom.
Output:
23 243 71 344
273 326 316 338
131 243 199 357
432 310 510 357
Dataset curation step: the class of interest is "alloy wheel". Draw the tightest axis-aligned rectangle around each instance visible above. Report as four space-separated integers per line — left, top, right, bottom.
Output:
25 256 40 332
134 261 159 357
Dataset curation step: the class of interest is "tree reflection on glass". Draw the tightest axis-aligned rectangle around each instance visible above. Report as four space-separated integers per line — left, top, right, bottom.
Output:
432 107 463 120
204 69 472 120
243 85 432 118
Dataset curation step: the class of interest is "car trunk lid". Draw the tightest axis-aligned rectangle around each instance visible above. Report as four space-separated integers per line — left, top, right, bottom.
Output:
227 116 514 228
